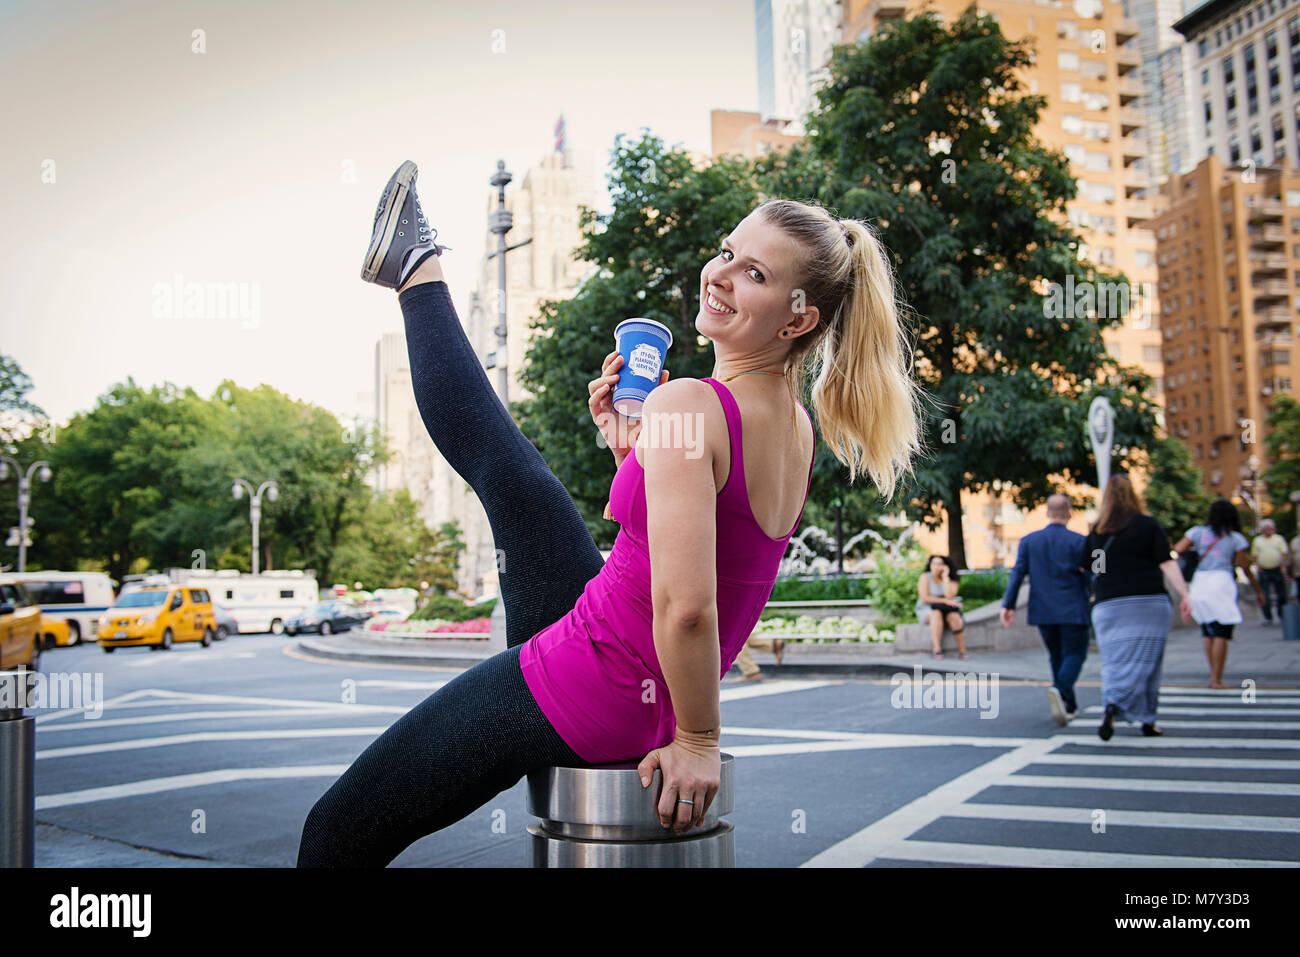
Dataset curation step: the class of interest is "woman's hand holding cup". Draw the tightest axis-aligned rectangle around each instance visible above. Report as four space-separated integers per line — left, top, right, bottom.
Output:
589 350 668 467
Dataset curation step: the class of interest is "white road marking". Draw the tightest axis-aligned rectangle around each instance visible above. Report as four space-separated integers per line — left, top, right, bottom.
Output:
1001 774 1300 795
1030 753 1300 770
801 737 1060 867
1080 705 1300 716
34 706 406 733
868 841 1297 868
37 727 392 759
1061 720 1296 730
719 679 841 701
125 652 257 667
36 766 351 810
944 803 1300 832
354 680 450 690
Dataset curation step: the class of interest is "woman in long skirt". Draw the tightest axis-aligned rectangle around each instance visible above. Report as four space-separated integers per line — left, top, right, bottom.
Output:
1081 475 1191 740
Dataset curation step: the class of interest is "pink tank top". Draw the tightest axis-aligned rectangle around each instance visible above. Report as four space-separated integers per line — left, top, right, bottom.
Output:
518 377 816 763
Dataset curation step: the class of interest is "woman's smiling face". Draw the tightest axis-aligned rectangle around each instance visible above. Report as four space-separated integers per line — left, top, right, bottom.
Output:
695 213 808 347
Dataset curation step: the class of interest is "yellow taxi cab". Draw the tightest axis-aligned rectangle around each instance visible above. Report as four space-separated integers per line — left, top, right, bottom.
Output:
40 614 73 650
97 585 218 653
0 580 42 670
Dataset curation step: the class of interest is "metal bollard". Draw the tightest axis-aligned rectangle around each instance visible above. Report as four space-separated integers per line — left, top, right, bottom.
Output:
526 752 734 867
0 670 36 867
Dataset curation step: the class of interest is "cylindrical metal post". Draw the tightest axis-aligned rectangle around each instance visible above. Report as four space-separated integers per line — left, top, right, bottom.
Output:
0 670 36 867
527 753 735 867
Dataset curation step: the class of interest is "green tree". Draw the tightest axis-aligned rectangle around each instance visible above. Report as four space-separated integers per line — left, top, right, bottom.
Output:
757 6 1161 567
1139 434 1214 544
0 353 46 451
1263 394 1300 537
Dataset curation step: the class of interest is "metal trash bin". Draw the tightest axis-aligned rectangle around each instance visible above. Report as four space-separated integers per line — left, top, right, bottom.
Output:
0 670 36 867
527 752 734 867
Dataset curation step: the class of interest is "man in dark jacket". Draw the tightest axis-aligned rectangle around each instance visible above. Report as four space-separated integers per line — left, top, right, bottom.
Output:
1000 494 1093 725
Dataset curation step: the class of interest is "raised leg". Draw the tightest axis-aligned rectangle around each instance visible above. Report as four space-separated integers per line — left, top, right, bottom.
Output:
396 276 605 646
297 644 582 867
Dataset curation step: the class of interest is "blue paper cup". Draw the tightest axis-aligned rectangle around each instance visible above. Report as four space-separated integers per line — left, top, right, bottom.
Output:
612 318 673 419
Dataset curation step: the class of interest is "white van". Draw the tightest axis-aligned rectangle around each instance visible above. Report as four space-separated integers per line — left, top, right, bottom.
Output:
171 569 318 635
0 570 117 644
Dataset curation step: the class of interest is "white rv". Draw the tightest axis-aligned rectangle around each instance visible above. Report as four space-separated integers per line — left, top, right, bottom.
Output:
0 570 117 643
170 569 319 635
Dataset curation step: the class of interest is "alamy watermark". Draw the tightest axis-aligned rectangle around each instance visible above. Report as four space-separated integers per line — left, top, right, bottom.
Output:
151 274 261 329
890 664 1000 719
0 671 105 719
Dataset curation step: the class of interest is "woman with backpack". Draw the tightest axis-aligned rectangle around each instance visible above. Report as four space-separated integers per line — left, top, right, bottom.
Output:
1172 499 1265 690
1081 475 1192 741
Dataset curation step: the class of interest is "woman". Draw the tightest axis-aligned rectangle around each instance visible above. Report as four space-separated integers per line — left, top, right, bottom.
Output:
916 554 966 660
1081 474 1191 741
296 161 924 865
1171 499 1264 690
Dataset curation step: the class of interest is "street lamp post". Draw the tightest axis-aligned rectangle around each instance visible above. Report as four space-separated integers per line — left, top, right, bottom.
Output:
0 458 52 573
232 479 278 575
485 160 533 406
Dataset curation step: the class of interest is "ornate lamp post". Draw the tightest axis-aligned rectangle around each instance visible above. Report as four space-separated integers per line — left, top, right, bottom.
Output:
0 457 51 572
232 479 278 575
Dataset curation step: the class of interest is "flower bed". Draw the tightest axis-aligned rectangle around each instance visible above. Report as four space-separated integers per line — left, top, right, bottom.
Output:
367 617 491 639
752 615 894 643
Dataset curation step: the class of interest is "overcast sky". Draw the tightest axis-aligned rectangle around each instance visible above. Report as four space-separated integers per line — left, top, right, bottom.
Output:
1 0 759 427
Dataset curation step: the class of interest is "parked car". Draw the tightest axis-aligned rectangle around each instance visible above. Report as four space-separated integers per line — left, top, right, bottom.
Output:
97 586 217 652
0 581 42 671
284 600 368 636
211 604 238 641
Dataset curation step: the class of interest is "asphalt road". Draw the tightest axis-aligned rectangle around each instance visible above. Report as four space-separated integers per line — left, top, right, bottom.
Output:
27 631 1300 867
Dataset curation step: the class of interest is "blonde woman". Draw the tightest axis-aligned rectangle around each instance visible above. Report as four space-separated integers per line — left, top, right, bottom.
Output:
298 162 924 866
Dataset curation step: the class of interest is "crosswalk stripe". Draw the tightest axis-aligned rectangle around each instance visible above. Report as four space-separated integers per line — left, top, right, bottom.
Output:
1001 774 1300 795
1060 720 1297 730
1031 753 1300 770
942 803 1300 832
1079 706 1300 716
870 840 1298 868
1049 735 1300 749
1157 688 1300 696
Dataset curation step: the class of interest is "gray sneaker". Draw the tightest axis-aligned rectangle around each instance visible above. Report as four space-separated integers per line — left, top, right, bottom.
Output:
1047 687 1067 726
361 160 451 288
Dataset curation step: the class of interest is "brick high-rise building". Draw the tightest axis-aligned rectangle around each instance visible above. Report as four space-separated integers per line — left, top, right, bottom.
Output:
1147 151 1300 514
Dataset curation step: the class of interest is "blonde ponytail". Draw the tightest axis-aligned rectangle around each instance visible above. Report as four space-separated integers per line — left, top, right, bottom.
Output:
757 200 926 501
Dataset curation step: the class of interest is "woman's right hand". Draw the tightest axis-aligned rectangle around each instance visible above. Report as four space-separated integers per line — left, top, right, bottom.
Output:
589 351 668 462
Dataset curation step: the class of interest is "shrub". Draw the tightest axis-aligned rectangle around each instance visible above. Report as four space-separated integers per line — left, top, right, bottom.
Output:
410 595 498 622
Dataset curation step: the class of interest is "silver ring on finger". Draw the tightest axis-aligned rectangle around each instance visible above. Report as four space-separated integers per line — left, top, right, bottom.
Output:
677 798 694 805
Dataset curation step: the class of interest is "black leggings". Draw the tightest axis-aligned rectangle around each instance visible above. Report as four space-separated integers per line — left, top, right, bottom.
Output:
296 280 605 867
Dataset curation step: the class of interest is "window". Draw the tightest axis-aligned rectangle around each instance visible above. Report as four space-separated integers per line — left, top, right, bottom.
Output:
1062 113 1085 134
1202 68 1210 85
1143 344 1162 361
1081 90 1108 110
1084 150 1112 171
169 592 184 611
1061 81 1082 102
1205 97 1214 123
1058 20 1077 39
1269 29 1279 60
1200 38 1209 58
1084 181 1115 202
1060 50 1080 70
1084 120 1110 140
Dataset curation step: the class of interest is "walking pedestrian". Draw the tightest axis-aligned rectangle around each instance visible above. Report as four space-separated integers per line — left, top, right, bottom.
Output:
729 633 786 682
1000 493 1092 725
1081 475 1191 741
1249 518 1289 625
296 163 924 865
1172 499 1265 690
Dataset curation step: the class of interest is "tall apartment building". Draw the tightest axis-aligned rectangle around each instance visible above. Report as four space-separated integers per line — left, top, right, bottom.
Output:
834 0 1165 565
1147 151 1300 512
1173 0 1300 171
756 0 846 134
